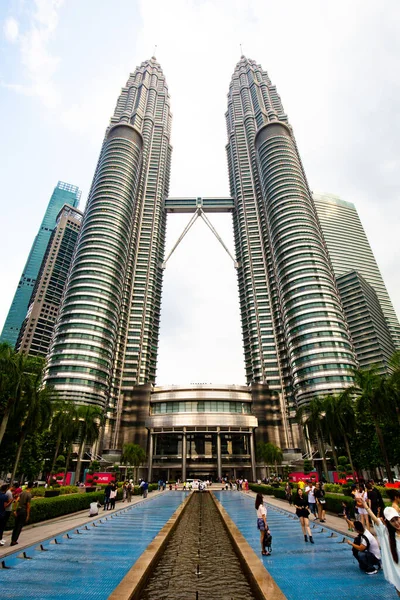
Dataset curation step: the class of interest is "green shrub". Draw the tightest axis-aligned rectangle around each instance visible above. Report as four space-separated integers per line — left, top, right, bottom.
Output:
30 485 80 498
6 487 124 530
323 484 342 493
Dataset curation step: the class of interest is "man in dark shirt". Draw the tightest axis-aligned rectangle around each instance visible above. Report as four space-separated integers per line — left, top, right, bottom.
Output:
368 480 385 516
104 484 112 510
10 481 32 546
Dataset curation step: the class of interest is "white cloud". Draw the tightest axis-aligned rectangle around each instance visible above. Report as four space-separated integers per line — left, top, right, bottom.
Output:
3 17 19 42
3 0 63 107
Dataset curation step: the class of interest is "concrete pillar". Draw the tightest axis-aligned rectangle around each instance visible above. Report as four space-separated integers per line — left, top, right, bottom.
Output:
182 430 187 482
250 430 256 482
148 430 154 483
217 429 222 480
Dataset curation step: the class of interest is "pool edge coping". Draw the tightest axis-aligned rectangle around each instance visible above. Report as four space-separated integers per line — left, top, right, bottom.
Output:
211 492 287 600
108 491 193 600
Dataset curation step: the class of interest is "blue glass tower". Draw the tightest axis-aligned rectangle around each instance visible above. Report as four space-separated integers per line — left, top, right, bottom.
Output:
1 181 81 347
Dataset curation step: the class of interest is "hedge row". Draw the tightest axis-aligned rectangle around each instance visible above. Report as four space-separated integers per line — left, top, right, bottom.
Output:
31 485 80 497
249 484 355 516
6 484 158 530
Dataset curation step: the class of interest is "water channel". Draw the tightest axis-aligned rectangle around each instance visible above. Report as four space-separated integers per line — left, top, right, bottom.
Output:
141 491 257 600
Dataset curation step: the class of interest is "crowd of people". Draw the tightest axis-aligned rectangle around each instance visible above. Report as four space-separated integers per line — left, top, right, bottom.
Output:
0 481 32 547
256 479 400 596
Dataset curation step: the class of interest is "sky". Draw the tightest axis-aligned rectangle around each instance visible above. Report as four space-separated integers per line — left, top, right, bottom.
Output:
1 0 400 386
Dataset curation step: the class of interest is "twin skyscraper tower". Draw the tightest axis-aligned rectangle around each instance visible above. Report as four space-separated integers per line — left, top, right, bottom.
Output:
42 56 362 454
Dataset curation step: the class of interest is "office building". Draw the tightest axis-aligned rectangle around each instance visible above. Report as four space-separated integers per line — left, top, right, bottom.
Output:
44 57 358 479
1 182 81 347
313 192 400 349
336 271 396 374
16 205 83 357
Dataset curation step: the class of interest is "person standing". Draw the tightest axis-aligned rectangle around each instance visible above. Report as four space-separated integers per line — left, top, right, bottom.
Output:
387 489 400 514
126 482 133 503
0 484 13 545
294 488 314 543
109 484 117 509
305 482 317 519
10 481 32 546
314 482 326 523
285 482 293 506
255 493 270 556
361 500 400 593
104 483 112 510
122 482 127 502
355 483 370 531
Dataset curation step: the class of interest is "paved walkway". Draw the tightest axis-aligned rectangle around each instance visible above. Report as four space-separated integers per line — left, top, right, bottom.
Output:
0 490 164 559
0 491 186 600
215 491 397 599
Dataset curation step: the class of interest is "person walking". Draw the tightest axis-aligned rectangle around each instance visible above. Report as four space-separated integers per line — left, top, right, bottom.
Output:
122 482 127 502
255 493 270 556
10 481 32 546
361 500 400 592
346 520 381 574
305 481 317 519
314 482 326 523
294 488 314 543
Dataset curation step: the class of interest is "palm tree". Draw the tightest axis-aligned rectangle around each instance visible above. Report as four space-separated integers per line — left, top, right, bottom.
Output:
0 345 44 446
297 398 329 482
121 443 146 483
388 351 400 427
10 378 52 483
74 405 104 483
322 395 340 473
62 406 79 485
334 389 356 476
256 442 282 478
351 367 393 482
48 401 75 481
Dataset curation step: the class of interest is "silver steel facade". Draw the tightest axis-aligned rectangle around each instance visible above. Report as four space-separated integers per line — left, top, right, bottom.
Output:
44 57 360 461
313 192 400 350
44 58 172 447
226 57 356 412
336 271 395 374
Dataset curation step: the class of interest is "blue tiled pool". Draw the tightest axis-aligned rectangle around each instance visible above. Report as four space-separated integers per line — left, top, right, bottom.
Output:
214 491 397 599
0 492 186 600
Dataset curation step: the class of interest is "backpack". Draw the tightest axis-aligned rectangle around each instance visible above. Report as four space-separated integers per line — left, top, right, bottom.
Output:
263 528 272 553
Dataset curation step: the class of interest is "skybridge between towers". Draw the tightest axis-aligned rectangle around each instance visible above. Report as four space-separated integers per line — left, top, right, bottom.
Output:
163 196 238 268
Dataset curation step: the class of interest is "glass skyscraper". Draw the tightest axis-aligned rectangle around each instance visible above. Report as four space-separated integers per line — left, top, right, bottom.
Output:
44 56 358 455
44 58 172 446
313 192 400 349
226 57 356 417
16 205 83 357
1 182 81 347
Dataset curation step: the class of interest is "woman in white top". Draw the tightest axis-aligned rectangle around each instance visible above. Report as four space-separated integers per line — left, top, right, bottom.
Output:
362 500 400 596
355 484 370 531
255 493 269 556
